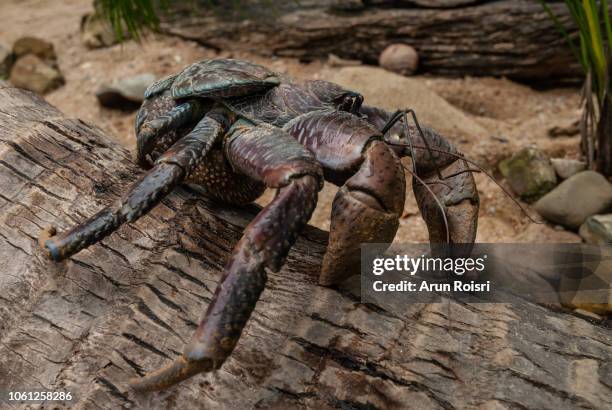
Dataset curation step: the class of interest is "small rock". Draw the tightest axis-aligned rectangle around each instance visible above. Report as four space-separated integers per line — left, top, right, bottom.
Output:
579 214 612 244
81 12 121 49
9 54 64 94
12 37 57 63
0 43 14 79
548 119 580 138
379 44 419 76
327 53 362 67
534 171 612 229
96 73 156 109
498 146 557 203
550 158 586 179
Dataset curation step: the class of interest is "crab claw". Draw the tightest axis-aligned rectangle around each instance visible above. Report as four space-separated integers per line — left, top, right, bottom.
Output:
413 152 479 256
320 140 406 286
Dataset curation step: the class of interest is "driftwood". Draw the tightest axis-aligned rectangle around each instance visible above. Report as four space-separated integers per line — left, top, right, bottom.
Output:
0 82 611 409
160 0 582 83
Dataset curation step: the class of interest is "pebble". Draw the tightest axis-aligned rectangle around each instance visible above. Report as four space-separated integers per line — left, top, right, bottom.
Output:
379 44 419 76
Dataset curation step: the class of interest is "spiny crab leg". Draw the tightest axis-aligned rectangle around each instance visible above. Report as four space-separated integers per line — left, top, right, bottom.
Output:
130 121 323 391
136 100 207 168
40 115 224 261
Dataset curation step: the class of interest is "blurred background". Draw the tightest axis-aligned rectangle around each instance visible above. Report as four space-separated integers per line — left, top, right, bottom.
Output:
1 0 611 248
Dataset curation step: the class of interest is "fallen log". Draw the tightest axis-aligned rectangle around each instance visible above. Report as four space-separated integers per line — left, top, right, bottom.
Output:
160 0 582 83
0 82 610 409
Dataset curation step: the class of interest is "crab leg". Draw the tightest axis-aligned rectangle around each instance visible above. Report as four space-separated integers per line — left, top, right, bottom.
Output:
136 99 207 168
130 121 323 391
40 115 224 261
410 127 479 249
143 73 178 100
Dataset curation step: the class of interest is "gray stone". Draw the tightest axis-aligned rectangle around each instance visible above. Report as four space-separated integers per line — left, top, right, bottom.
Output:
96 73 156 108
498 146 557 203
534 171 612 229
0 44 14 79
379 44 419 75
579 214 612 244
551 158 586 179
9 54 64 94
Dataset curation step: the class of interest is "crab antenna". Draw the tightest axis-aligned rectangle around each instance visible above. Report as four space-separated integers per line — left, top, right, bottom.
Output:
406 109 445 180
442 168 482 179
381 110 457 243
401 164 451 244
382 109 444 180
382 110 417 175
401 111 417 174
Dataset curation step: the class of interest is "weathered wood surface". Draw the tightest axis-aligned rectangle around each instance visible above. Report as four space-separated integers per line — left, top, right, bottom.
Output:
0 82 611 409
160 0 582 83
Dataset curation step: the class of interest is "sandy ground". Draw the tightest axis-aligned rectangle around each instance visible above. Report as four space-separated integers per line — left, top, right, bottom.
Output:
0 0 585 244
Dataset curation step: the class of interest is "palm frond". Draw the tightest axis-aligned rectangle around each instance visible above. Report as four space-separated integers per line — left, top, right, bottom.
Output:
97 0 170 41
541 0 612 174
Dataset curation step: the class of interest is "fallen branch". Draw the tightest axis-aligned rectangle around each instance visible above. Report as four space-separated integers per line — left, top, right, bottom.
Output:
161 0 582 83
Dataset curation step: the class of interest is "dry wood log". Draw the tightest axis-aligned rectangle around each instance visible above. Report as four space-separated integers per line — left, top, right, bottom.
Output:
160 0 582 83
0 82 611 409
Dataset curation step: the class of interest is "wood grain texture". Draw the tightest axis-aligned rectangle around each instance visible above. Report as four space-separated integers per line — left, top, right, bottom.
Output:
160 0 582 83
0 82 611 409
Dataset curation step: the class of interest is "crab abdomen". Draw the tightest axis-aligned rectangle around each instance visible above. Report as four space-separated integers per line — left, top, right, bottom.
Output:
186 149 265 205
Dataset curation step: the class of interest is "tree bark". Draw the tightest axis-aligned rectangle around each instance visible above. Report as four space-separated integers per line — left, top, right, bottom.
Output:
160 0 582 83
0 82 610 409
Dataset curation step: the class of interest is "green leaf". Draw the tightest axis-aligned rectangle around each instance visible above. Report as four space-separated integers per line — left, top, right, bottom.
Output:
583 0 607 98
540 0 583 66
98 0 170 41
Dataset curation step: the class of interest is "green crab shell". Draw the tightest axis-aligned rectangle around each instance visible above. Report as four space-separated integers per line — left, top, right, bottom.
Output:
144 59 280 100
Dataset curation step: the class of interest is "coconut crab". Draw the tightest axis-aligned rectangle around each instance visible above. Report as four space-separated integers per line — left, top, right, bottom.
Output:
39 59 479 391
